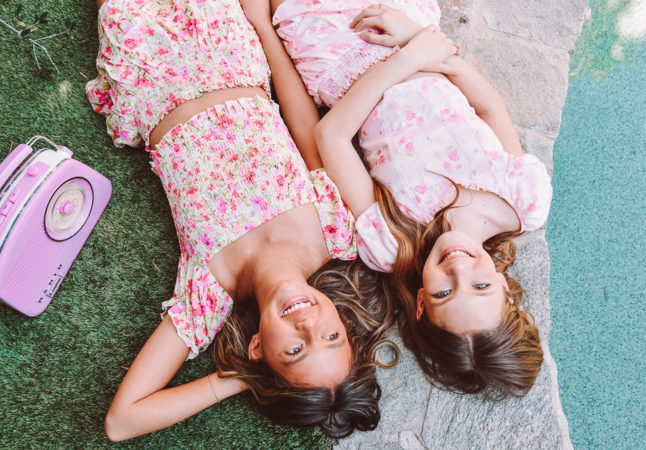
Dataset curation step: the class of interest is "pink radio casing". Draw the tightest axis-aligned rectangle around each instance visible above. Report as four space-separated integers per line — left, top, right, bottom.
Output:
0 141 112 316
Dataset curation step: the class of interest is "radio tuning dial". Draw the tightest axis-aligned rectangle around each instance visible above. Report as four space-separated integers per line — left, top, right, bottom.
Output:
45 178 93 241
59 201 76 216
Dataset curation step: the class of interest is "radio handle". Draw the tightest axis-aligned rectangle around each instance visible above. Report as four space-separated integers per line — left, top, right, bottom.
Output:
0 144 33 191
27 136 61 151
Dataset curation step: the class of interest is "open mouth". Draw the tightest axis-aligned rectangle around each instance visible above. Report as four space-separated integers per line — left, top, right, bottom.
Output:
280 297 316 318
439 248 475 264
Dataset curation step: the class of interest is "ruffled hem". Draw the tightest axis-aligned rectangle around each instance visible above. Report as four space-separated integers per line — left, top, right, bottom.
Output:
161 305 201 360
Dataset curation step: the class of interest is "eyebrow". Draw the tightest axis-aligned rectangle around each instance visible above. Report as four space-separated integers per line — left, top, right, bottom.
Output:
281 337 346 367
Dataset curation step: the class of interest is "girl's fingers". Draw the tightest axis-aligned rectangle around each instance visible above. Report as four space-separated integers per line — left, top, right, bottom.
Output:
359 31 395 47
353 16 382 32
349 8 383 28
438 62 460 76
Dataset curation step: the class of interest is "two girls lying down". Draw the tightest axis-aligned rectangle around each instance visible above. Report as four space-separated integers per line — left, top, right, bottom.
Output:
88 0 550 442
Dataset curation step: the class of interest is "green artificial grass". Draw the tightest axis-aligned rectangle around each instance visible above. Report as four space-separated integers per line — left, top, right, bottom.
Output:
0 1 329 448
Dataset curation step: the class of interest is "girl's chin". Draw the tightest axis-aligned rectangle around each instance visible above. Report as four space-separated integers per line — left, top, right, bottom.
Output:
435 231 477 251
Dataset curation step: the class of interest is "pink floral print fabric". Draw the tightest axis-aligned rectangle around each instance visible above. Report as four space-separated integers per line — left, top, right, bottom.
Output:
87 0 357 358
356 77 553 272
86 0 271 149
151 97 356 358
272 0 441 107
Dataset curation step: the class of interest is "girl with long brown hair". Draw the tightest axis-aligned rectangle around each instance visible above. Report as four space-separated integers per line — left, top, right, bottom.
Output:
242 0 552 397
88 0 401 441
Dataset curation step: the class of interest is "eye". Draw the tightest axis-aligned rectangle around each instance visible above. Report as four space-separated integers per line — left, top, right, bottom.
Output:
324 332 339 341
286 343 303 357
432 290 451 299
474 283 491 290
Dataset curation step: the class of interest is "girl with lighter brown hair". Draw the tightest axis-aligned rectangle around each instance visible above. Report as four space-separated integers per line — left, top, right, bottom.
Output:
241 0 552 397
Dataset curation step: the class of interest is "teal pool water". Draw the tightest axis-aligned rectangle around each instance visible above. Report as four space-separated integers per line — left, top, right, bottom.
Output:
547 35 646 450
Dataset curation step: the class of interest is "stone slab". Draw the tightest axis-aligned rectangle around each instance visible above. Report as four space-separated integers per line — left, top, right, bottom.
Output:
482 0 589 51
421 344 570 450
509 237 552 339
437 0 475 44
335 0 587 448
336 333 431 450
516 126 555 176
464 31 571 140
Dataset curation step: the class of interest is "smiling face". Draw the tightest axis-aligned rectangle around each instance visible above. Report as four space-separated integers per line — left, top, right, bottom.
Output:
418 231 512 335
249 280 353 388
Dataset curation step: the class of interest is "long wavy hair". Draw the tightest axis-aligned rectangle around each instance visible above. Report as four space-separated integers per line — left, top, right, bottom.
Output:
373 179 543 398
208 259 399 439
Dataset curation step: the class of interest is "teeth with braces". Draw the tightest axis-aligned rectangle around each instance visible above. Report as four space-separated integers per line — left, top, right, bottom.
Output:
441 250 473 263
281 300 312 317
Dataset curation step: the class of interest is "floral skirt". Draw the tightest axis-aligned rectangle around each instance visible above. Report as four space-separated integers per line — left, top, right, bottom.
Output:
86 0 271 148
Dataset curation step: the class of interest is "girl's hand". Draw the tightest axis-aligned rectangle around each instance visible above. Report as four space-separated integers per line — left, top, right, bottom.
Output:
400 26 460 76
350 4 424 47
240 0 272 29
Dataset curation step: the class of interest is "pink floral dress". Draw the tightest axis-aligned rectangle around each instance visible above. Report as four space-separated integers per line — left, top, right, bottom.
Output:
86 0 357 359
273 0 553 273
357 77 552 272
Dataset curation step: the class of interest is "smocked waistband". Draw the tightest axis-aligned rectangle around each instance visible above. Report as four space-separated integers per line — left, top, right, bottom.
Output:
156 96 279 148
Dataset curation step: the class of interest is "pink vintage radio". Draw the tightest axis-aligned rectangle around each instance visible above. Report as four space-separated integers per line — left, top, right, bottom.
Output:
0 136 112 316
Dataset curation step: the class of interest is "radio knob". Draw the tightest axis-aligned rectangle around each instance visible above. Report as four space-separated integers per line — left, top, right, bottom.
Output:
27 166 40 177
60 202 76 215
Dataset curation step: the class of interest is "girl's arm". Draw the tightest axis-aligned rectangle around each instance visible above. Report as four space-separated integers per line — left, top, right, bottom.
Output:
241 0 323 169
351 6 522 157
104 315 247 442
315 28 460 217
442 56 523 156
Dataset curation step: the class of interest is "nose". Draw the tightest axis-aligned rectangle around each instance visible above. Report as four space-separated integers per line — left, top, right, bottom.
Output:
445 258 473 275
444 259 475 289
295 315 317 334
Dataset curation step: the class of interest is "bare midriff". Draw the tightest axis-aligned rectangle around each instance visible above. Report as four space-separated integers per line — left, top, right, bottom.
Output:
149 86 269 150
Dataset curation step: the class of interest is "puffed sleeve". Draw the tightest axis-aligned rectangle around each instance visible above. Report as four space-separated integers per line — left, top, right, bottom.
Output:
355 202 398 273
309 168 357 261
161 252 233 360
502 154 553 232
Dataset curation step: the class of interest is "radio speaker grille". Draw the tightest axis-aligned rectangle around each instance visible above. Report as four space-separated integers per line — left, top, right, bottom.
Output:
1 223 65 311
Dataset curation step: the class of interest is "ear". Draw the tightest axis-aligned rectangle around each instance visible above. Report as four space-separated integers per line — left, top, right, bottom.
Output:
496 273 513 304
248 335 262 361
416 288 426 321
